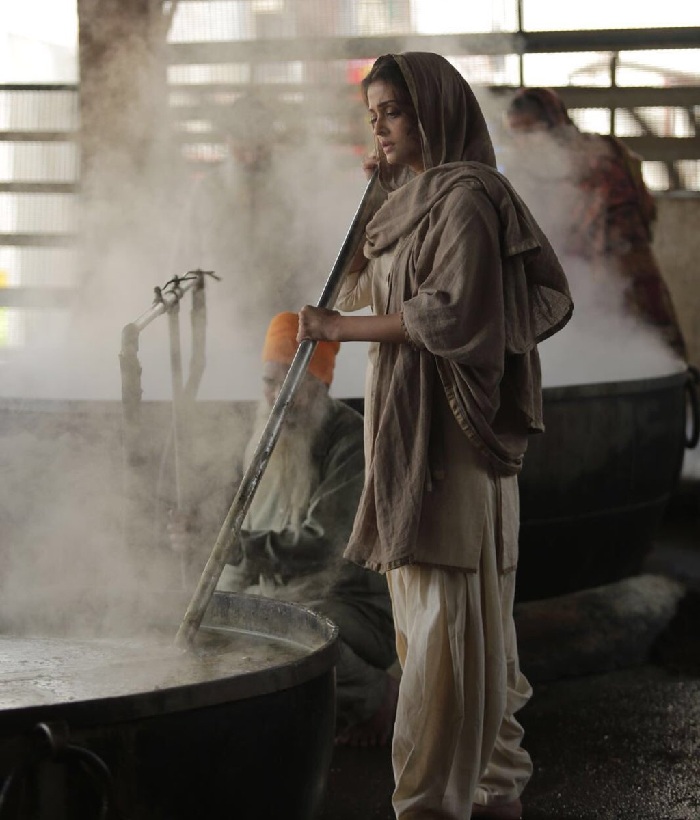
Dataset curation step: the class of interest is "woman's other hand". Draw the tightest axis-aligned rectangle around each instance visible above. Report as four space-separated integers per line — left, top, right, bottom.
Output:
298 306 340 342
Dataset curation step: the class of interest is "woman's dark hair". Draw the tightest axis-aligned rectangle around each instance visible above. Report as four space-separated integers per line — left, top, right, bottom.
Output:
507 92 548 122
361 55 413 109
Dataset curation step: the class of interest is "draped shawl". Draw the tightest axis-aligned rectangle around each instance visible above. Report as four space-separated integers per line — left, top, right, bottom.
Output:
344 53 573 570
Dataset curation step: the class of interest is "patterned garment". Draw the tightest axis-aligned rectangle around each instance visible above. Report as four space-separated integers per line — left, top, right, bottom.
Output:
570 134 687 357
509 87 687 359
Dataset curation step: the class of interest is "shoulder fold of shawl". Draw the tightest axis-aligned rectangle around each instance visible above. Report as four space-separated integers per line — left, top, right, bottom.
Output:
367 163 573 351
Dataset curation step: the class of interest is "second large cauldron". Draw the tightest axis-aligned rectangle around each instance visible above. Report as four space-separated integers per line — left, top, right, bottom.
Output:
516 367 698 601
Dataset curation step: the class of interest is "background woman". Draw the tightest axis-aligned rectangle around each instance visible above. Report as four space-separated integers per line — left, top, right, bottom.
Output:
506 86 686 360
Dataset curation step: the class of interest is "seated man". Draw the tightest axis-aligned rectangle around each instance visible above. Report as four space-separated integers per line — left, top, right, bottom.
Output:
170 312 398 746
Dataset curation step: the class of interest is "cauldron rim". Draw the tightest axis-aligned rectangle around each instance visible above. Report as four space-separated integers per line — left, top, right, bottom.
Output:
0 592 339 734
0 367 690 409
541 367 689 402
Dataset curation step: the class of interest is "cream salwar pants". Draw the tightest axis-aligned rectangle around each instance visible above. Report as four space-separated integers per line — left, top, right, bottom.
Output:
386 544 532 819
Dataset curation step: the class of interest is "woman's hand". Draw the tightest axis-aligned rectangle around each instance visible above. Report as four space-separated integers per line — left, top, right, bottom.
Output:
297 306 340 342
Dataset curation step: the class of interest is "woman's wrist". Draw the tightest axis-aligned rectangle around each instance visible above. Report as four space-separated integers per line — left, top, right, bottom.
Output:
335 313 406 344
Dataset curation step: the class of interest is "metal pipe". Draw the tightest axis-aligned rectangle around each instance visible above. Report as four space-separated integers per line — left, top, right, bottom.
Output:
175 170 381 647
119 270 215 577
131 275 201 335
168 301 185 510
119 322 143 460
516 0 524 88
185 272 207 400
167 298 191 590
609 53 618 135
119 270 214 467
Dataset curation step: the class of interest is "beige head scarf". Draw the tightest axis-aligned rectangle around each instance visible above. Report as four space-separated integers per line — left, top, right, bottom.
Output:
378 52 496 192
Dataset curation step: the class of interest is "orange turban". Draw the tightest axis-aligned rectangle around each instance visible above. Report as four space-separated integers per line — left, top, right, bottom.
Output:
262 312 340 386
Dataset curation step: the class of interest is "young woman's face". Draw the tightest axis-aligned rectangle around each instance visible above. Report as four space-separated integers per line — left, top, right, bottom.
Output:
366 80 424 174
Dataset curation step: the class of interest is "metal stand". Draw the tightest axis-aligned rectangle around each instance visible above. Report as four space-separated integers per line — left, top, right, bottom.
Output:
119 269 217 587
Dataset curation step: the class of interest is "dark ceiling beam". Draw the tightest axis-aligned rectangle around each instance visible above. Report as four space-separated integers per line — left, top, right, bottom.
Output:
167 27 700 64
0 287 76 309
168 32 516 62
521 27 700 53
0 84 77 92
0 233 77 248
491 86 700 109
0 131 78 142
619 136 700 162
0 183 79 194
169 85 700 114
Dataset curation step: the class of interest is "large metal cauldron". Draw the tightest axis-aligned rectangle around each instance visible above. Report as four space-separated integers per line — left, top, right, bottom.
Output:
516 367 699 602
0 593 338 820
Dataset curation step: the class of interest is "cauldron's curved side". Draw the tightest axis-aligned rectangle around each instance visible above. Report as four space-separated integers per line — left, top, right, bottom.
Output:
0 593 339 820
516 370 692 602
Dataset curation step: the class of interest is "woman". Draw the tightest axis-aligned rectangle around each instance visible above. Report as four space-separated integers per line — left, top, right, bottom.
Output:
506 86 687 360
298 53 572 820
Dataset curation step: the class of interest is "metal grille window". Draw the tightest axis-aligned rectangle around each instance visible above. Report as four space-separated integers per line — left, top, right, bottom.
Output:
168 0 413 42
0 142 78 182
676 160 700 190
0 86 78 351
0 88 77 131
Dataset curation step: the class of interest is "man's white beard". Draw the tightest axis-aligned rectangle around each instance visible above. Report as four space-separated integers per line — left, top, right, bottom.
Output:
243 397 327 536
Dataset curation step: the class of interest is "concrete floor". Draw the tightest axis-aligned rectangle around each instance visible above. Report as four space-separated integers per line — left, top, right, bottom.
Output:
318 482 700 820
